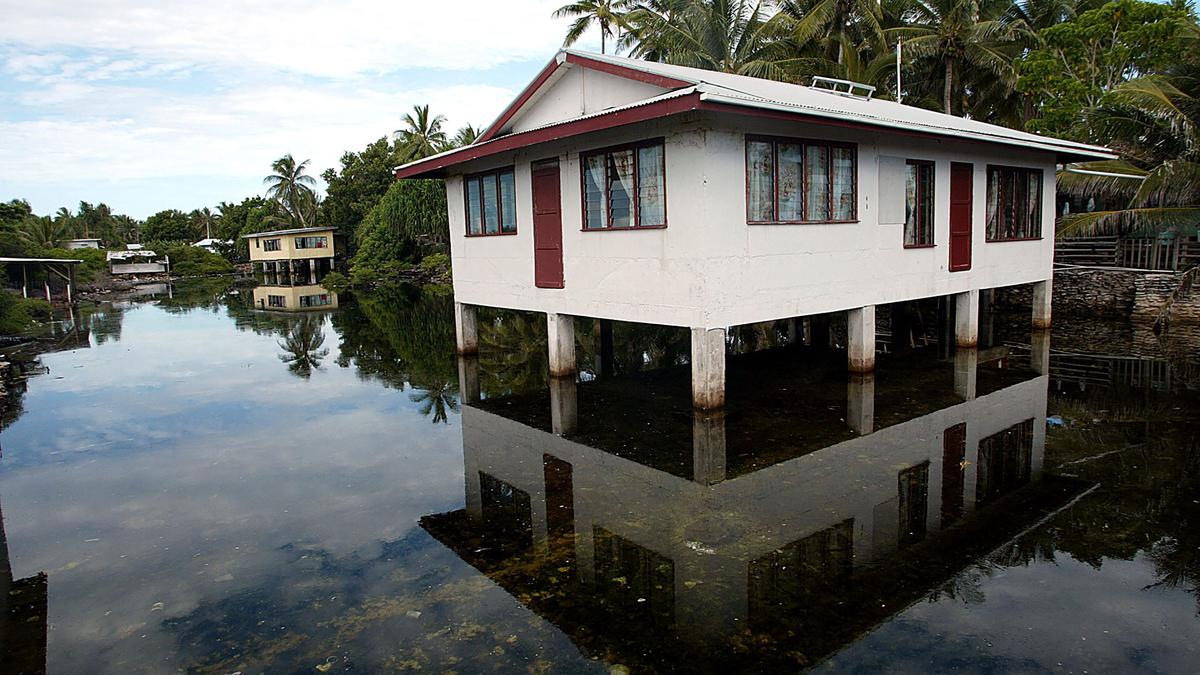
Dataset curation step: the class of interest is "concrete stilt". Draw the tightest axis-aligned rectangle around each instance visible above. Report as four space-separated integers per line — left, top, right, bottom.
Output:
595 319 614 378
547 313 576 378
847 305 876 374
44 278 51 303
549 377 577 436
454 302 479 356
692 412 727 485
457 355 480 404
21 265 27 298
786 318 799 346
955 289 980 348
691 327 726 411
847 373 875 435
1030 329 1051 376
1032 279 1053 330
954 348 978 400
979 289 995 349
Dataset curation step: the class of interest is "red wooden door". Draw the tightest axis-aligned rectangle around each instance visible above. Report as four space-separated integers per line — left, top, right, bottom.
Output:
949 162 973 272
532 160 564 289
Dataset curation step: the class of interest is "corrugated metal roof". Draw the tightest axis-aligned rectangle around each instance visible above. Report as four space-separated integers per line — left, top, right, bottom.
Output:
568 50 1113 160
240 226 334 239
394 49 1113 177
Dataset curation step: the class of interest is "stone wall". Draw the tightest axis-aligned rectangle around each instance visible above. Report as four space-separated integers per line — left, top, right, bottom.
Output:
995 268 1200 324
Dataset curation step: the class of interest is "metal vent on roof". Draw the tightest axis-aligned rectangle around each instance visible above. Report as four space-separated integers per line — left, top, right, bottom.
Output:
809 76 876 101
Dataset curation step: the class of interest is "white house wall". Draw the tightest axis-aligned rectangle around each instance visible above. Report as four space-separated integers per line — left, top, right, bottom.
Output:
508 66 669 135
446 111 1056 329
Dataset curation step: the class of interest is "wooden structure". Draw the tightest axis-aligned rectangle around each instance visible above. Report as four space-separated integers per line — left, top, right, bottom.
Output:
0 257 82 305
1056 235 1200 271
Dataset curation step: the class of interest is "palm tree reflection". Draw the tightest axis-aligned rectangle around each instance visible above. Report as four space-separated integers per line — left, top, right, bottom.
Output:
410 380 461 424
278 316 329 379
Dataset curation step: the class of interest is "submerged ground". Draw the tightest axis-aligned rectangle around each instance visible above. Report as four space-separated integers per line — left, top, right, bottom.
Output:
0 280 1197 673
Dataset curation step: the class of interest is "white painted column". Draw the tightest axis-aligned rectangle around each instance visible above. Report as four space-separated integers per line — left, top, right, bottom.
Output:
1032 279 1053 330
847 305 876 374
549 377 577 435
546 312 576 378
692 412 726 485
955 289 980 348
847 373 875 435
691 327 726 410
454 302 479 356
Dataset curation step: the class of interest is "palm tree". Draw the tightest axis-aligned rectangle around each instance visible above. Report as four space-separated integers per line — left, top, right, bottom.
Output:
19 215 67 248
781 0 885 67
1058 63 1200 237
263 154 318 227
53 207 75 238
278 317 329 379
451 124 481 148
624 0 796 79
394 104 448 162
190 207 217 239
887 0 1019 115
554 0 632 54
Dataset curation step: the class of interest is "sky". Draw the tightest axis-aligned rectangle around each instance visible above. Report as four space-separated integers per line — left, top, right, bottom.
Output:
0 0 589 219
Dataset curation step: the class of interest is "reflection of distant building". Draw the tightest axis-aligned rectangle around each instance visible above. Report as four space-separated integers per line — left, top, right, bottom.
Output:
0 498 48 674
252 285 338 312
423 353 1085 669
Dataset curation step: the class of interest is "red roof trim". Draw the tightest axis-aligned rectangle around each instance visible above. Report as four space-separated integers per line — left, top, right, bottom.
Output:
395 92 703 179
476 56 564 144
475 52 694 145
563 52 694 90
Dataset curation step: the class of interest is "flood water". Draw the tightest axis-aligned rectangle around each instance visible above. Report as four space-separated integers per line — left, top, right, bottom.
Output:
1 279 1198 673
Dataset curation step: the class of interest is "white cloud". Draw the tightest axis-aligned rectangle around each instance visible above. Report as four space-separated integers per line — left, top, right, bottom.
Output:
0 0 570 78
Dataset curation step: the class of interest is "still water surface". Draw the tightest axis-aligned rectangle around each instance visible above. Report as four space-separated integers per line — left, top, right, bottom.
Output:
0 280 1197 673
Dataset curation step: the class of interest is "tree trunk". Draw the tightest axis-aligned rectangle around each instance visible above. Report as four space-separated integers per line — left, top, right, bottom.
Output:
601 27 606 54
944 57 954 115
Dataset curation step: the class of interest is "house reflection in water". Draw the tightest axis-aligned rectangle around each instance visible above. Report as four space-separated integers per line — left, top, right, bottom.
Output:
422 337 1086 670
0 496 48 674
251 284 338 312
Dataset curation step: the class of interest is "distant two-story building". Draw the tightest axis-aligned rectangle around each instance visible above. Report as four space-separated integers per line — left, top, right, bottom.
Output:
394 49 1113 410
242 226 338 280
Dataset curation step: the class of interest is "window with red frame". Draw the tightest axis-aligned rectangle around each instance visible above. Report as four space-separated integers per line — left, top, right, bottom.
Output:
465 168 516 236
582 140 665 230
986 165 1043 241
905 160 935 247
746 136 856 224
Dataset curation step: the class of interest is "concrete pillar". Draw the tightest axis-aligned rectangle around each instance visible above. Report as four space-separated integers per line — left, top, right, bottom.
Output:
692 412 727 485
847 373 875 435
547 313 576 379
21 265 27 298
44 277 51 303
786 318 799 346
847 305 876 374
550 377 577 435
595 319 614 379
802 317 813 346
457 355 480 405
955 290 980 348
1030 329 1051 376
454 302 479 356
954 348 978 401
691 327 726 411
979 289 995 349
1032 279 1053 330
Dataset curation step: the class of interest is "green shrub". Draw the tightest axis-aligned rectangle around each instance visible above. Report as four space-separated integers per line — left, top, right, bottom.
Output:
162 245 234 276
418 252 451 276
0 293 50 335
321 270 350 292
349 260 413 287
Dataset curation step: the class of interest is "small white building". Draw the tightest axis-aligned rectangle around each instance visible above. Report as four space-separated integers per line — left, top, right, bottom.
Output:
192 238 232 253
394 50 1113 409
61 238 102 250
